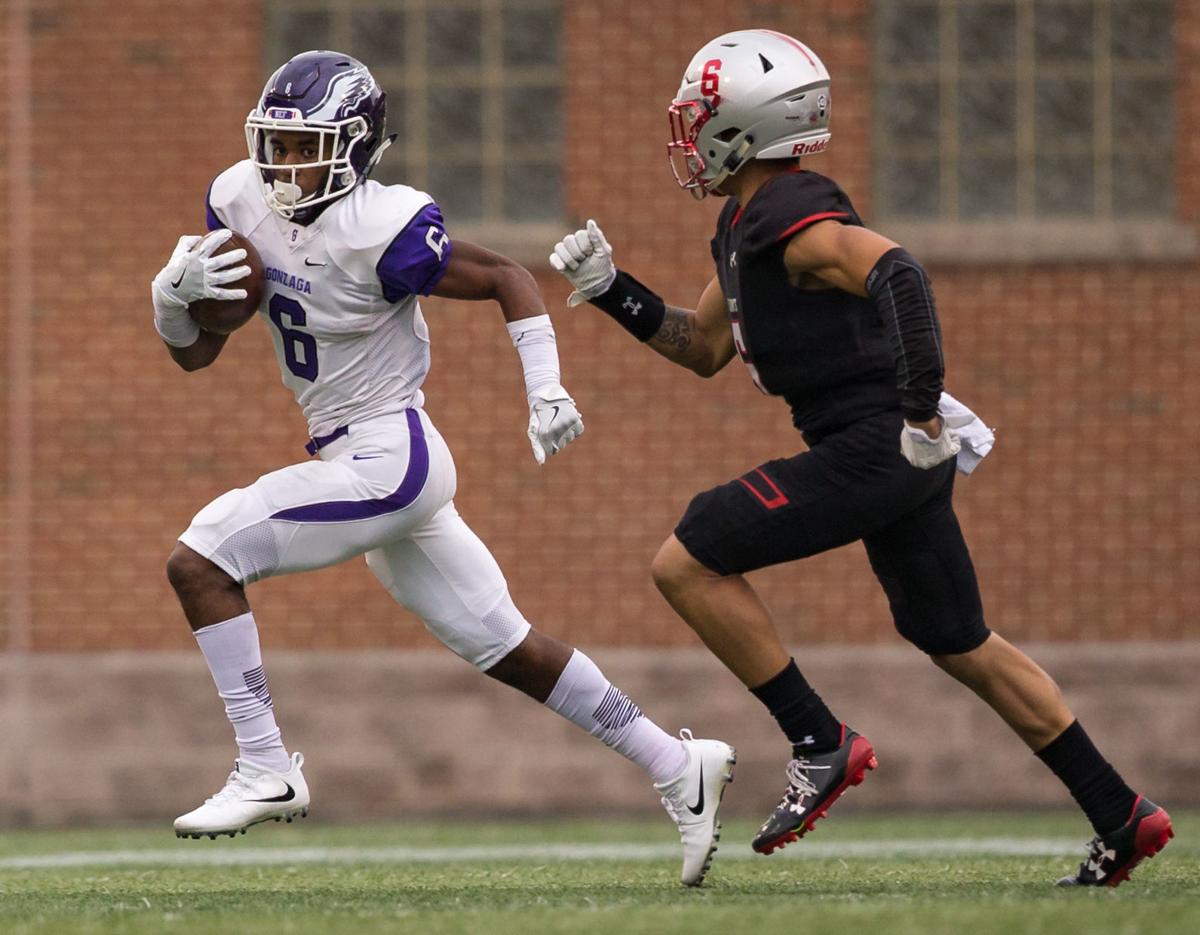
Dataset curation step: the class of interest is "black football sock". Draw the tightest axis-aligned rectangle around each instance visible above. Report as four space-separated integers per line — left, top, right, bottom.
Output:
1035 719 1139 835
750 658 843 755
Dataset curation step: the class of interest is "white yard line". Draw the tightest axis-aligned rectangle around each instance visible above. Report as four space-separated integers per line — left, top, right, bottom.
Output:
0 838 1082 870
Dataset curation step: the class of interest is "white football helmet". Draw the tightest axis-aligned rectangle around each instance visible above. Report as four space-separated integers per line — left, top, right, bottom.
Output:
668 29 832 199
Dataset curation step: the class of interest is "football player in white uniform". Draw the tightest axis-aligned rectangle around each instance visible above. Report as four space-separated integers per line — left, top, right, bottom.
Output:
149 51 734 886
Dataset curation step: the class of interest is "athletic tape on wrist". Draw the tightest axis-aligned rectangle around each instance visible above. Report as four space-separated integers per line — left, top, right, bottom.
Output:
589 270 666 342
506 314 561 403
152 282 201 347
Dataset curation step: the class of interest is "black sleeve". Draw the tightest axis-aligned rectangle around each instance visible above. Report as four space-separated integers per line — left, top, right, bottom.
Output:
738 171 858 257
866 247 944 423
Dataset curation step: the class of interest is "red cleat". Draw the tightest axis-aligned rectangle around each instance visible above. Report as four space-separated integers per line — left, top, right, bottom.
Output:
752 725 877 855
1057 795 1174 888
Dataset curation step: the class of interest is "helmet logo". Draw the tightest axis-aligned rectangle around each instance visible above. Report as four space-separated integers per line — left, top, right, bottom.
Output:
267 107 302 120
700 59 722 107
790 138 829 156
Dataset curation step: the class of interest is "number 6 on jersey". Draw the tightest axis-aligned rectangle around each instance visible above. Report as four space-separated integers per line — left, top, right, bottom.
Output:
269 294 319 381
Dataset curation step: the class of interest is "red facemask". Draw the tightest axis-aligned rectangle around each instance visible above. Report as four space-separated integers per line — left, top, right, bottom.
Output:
667 99 716 197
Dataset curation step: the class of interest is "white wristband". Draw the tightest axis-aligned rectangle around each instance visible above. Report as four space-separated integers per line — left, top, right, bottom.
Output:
152 280 201 348
506 314 560 404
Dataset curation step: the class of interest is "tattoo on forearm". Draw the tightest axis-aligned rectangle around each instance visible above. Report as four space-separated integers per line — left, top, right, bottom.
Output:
655 306 694 351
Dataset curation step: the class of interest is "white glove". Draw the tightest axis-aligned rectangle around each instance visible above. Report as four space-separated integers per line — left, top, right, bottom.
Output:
549 219 617 307
900 418 962 470
151 229 250 306
937 391 996 475
527 383 584 466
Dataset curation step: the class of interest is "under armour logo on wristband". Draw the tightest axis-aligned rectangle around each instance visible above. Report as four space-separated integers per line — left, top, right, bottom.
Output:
622 297 642 316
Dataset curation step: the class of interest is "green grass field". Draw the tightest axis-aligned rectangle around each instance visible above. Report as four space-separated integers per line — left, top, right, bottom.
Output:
1 810 1195 934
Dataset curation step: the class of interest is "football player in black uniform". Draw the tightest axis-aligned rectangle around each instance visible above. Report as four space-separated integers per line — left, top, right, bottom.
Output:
550 29 1172 887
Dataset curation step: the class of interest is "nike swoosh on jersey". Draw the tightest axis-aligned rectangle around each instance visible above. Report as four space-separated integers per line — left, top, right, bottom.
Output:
304 258 327 267
687 763 705 815
351 454 383 460
250 782 296 804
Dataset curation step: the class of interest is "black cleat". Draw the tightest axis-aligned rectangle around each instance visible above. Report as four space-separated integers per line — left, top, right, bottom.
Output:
1057 795 1174 888
752 725 878 855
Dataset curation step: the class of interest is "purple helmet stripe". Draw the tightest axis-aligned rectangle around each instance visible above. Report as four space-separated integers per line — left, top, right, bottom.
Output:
271 410 429 523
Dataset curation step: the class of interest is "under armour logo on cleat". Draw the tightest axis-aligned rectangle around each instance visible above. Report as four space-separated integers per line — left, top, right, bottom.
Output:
622 297 642 316
1087 848 1117 876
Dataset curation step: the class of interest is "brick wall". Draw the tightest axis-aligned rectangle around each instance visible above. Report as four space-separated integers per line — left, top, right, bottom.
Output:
2 0 1197 655
7 644 1199 825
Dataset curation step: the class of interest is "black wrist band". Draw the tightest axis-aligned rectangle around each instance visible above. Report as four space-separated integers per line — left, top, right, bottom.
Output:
903 408 939 424
589 270 667 342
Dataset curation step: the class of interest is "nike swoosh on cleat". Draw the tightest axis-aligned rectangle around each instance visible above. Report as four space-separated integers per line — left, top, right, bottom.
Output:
250 783 296 804
687 763 705 815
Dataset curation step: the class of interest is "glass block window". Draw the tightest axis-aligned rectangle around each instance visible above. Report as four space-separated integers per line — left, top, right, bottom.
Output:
873 0 1175 221
265 0 563 232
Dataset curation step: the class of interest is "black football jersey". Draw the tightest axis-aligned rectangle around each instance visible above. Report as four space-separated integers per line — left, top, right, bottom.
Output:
711 169 899 439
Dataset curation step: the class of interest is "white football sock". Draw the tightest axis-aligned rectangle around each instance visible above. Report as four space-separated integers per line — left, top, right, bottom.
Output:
544 650 687 785
193 613 291 773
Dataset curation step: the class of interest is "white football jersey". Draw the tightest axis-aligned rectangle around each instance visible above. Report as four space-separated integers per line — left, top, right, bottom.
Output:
206 160 452 438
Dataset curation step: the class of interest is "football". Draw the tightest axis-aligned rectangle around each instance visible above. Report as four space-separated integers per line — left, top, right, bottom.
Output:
188 230 265 334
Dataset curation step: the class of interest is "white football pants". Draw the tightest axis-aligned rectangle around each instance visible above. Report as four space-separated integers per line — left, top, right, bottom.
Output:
178 409 530 670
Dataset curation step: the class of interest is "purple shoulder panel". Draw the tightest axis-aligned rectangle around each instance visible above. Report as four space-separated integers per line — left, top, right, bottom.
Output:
205 178 223 232
376 201 453 302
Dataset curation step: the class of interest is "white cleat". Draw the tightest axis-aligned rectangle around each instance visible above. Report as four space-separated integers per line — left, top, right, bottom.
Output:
174 752 310 839
655 729 737 886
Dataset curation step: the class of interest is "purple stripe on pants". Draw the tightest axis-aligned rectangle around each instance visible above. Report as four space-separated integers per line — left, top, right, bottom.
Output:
271 410 429 523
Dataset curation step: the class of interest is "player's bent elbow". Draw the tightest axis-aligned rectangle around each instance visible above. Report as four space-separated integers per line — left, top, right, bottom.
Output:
690 346 733 378
171 353 211 373
493 256 539 302
166 331 228 372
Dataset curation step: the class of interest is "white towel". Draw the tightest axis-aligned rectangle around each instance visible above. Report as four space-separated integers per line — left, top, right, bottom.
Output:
938 391 995 475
